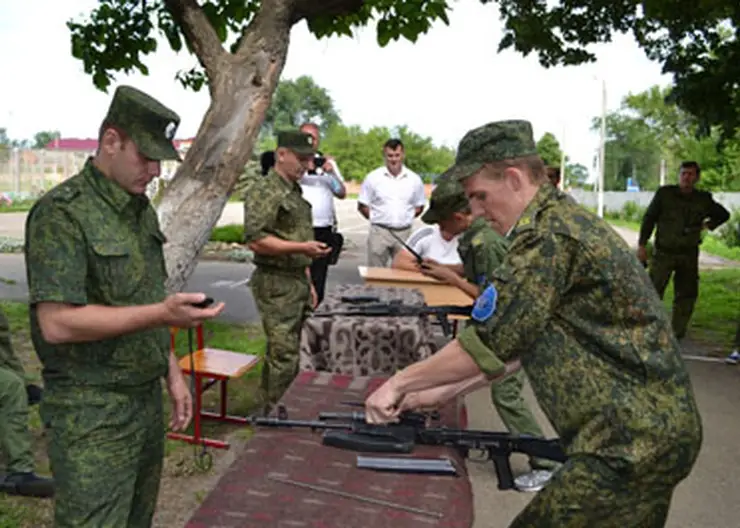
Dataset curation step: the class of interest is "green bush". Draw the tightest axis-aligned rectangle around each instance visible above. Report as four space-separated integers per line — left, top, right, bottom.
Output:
620 201 646 223
210 224 244 244
716 208 740 249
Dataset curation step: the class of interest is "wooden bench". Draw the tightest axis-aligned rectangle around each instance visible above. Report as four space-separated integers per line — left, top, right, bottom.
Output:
166 324 260 450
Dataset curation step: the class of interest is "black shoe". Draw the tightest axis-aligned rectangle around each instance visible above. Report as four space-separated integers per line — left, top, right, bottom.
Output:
0 472 55 498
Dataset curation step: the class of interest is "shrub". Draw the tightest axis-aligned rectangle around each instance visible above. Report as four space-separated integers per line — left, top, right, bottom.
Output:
620 201 646 223
716 208 740 249
210 224 244 244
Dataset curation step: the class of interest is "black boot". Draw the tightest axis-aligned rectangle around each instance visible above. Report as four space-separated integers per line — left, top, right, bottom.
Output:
0 472 55 498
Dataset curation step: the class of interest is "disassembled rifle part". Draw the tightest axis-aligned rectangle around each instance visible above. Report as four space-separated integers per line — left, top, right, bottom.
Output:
267 475 444 519
356 455 459 476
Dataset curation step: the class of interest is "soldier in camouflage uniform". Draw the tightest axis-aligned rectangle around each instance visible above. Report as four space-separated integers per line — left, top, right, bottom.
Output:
244 130 331 406
418 177 557 490
638 161 730 339
0 305 54 497
23 85 224 527
366 120 703 527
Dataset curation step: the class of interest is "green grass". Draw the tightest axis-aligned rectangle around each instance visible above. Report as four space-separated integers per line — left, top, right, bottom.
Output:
0 300 265 526
0 199 35 213
661 268 740 349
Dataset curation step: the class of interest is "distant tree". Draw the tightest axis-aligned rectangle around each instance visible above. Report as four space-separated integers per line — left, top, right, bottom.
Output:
536 132 563 167
263 76 341 136
33 130 62 149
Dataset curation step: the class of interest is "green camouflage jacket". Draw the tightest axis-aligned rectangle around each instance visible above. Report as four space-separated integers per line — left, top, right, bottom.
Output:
243 169 313 271
457 217 509 290
0 305 26 379
457 183 702 477
24 159 170 389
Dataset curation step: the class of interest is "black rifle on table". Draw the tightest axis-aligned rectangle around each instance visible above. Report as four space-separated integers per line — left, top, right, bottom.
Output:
245 403 567 491
311 299 472 337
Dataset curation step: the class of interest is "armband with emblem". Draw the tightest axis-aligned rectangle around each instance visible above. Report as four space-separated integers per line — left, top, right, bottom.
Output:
471 284 498 323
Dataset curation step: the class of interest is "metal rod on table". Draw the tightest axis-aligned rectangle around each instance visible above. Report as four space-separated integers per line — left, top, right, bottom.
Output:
267 475 443 519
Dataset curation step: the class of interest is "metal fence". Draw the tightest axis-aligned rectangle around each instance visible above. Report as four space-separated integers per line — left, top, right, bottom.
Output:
0 148 181 200
0 148 91 198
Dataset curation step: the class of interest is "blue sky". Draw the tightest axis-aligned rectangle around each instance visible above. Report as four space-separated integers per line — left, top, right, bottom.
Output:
0 0 671 177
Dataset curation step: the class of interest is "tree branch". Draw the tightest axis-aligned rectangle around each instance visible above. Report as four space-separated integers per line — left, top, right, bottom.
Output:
293 0 365 23
163 0 226 84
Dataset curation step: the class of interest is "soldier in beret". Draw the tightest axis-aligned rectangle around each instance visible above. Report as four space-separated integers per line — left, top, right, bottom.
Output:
24 85 224 527
365 120 702 526
244 130 330 408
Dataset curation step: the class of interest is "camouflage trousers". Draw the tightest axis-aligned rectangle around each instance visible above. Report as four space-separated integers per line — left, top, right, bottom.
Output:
509 454 676 527
0 366 34 474
649 249 699 339
251 267 312 404
490 371 556 471
41 381 164 528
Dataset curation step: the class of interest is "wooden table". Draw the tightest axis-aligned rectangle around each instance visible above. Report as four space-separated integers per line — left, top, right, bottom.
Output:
185 371 474 528
358 267 472 314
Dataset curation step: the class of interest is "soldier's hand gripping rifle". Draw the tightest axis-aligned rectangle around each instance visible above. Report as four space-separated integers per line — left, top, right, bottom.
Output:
311 299 472 337
245 403 567 491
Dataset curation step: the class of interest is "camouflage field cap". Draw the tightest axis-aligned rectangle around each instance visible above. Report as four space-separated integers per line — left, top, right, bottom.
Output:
277 130 316 156
450 120 538 181
421 172 469 224
104 85 181 161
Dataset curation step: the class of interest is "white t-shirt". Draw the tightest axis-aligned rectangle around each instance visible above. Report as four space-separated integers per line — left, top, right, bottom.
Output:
299 160 344 228
405 225 462 265
358 165 426 229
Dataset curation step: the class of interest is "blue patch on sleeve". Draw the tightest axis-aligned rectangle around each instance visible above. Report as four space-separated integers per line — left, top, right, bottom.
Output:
471 284 497 322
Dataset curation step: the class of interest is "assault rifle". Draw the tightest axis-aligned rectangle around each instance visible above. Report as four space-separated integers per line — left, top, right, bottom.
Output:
311 299 472 337
246 403 566 491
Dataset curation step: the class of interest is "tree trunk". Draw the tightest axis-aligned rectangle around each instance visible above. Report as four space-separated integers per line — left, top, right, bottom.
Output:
156 9 293 293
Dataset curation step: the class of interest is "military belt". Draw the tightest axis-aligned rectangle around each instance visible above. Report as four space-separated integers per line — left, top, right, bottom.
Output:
253 263 307 276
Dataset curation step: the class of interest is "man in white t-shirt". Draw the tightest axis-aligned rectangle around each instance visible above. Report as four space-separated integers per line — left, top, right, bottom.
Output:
358 139 426 267
298 122 346 305
391 223 462 271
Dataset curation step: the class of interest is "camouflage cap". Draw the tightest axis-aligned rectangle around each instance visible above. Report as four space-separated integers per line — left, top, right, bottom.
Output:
449 120 538 181
421 171 469 224
103 85 181 161
277 130 316 156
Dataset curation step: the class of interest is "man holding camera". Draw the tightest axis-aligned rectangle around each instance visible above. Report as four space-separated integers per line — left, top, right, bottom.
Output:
298 122 346 305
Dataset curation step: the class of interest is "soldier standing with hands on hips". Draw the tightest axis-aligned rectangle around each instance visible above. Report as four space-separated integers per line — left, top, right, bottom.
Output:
244 130 330 408
23 85 225 527
637 161 730 340
365 120 702 527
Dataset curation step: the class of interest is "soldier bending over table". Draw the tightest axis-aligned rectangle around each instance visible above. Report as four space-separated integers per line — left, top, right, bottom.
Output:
366 120 702 527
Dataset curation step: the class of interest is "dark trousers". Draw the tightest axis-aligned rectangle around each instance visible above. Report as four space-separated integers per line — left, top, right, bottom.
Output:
310 227 334 306
649 248 699 339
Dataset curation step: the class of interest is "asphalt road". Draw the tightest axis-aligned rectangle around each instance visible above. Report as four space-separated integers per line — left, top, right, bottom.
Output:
2 200 740 527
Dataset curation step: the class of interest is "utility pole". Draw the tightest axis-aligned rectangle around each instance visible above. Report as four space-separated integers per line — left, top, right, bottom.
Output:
659 158 666 186
597 79 607 218
560 126 567 189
